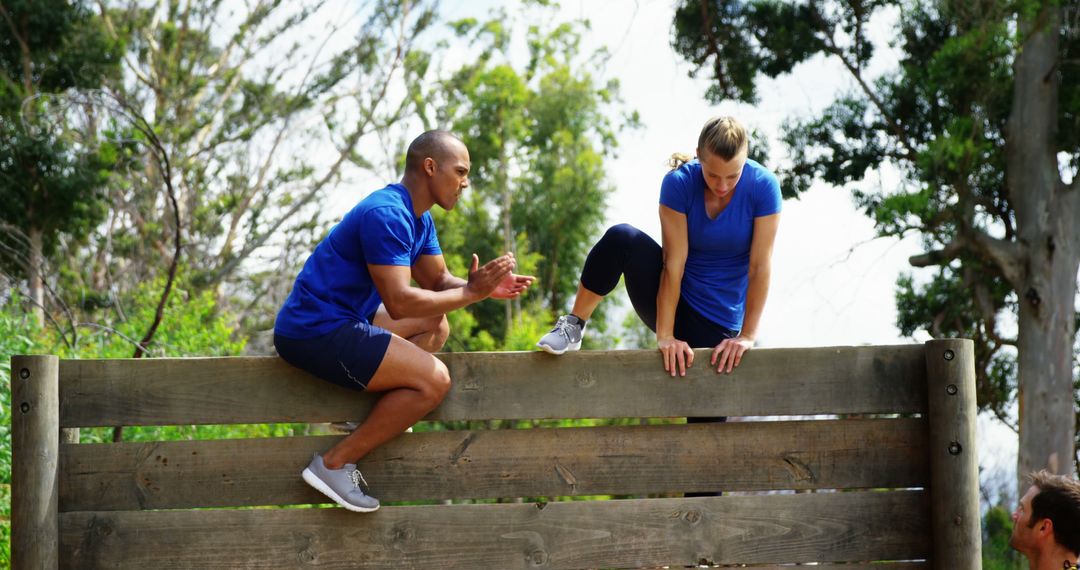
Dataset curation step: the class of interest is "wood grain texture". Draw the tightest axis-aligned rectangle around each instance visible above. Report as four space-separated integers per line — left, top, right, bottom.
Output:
60 418 929 511
925 339 981 570
58 345 928 427
60 491 930 569
12 355 61 570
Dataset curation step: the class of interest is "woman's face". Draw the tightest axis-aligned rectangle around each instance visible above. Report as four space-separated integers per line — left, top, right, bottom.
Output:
698 147 747 199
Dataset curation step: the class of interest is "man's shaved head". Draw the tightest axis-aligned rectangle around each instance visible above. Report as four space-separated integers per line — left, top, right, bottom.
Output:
406 130 465 172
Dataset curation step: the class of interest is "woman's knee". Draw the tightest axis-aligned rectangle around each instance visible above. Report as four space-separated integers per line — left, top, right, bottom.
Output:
601 223 640 247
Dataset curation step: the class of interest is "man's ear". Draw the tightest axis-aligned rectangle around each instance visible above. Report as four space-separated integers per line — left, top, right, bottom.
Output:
1038 518 1054 538
423 157 436 176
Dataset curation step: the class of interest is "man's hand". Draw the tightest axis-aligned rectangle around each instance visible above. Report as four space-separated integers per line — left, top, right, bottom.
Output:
711 336 754 374
490 271 536 300
464 253 517 300
658 336 694 377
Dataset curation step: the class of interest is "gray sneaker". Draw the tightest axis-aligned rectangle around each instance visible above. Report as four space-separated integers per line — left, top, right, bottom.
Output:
536 315 585 355
302 453 380 513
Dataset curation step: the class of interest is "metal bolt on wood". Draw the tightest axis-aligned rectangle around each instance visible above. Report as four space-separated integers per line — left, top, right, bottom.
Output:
20 402 30 413
948 442 962 455
946 384 958 395
19 367 29 379
943 349 955 361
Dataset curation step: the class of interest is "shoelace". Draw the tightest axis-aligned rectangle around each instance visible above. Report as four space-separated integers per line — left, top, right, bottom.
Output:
551 316 576 340
348 468 369 492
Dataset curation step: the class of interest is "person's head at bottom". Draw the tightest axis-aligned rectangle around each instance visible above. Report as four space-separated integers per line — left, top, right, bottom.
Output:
1010 470 1080 570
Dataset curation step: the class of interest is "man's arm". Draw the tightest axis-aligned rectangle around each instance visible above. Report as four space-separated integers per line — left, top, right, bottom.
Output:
370 254 514 320
412 252 536 300
412 253 466 291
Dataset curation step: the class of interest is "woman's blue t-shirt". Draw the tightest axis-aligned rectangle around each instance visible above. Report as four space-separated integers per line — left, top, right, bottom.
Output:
274 183 441 339
658 158 781 331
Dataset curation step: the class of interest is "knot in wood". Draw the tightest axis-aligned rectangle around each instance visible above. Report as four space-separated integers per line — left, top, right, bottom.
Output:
528 549 549 566
389 523 415 543
683 510 702 524
297 549 317 564
575 371 596 388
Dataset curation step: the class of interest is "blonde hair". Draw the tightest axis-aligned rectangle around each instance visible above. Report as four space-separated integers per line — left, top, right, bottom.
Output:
669 116 749 170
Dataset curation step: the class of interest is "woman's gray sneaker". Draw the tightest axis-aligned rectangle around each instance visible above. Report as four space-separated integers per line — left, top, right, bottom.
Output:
536 315 585 355
302 453 380 513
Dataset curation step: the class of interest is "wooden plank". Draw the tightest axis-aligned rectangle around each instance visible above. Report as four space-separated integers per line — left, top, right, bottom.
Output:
12 355 61 570
718 566 925 570
59 345 927 426
925 339 981 569
60 491 930 569
60 418 929 511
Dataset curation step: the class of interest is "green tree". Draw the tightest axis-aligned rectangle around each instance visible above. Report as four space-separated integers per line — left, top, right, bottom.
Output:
672 0 1080 490
0 0 121 325
417 4 637 346
0 1 437 358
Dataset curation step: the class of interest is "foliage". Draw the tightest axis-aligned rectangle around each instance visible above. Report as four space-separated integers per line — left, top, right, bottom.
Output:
672 0 1080 482
417 4 638 349
982 505 1023 569
47 269 246 358
0 293 37 569
0 0 122 324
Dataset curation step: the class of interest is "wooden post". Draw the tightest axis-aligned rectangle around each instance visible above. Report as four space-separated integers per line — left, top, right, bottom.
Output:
12 355 60 570
924 339 980 569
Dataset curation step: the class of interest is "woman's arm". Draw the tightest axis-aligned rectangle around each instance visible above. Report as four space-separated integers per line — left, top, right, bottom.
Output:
711 212 781 372
657 204 694 377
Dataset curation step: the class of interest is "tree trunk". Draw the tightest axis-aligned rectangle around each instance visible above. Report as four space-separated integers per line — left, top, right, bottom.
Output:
1015 233 1079 490
1006 3 1075 496
27 225 44 326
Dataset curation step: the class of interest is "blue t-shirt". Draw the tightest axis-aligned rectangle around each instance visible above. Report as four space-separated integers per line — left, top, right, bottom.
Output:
658 158 781 331
274 183 442 339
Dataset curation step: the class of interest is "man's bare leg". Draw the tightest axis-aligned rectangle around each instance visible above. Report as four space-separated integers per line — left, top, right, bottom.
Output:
322 334 450 468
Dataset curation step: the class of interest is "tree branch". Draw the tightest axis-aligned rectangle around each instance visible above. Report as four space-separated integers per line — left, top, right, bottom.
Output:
808 6 919 164
206 10 413 286
909 229 1027 288
696 0 732 99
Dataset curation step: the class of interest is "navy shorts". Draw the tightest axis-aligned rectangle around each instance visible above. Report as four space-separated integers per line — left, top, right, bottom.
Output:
274 321 392 391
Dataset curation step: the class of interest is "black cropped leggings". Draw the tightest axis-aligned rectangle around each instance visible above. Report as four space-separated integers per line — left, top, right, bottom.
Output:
579 223 738 347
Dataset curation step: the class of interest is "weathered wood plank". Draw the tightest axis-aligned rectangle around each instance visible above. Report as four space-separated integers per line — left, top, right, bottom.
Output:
60 491 930 569
60 418 928 511
12 355 61 570
718 566 925 570
59 345 927 426
925 339 980 570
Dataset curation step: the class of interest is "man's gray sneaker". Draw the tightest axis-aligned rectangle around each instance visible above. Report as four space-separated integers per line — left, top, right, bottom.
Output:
302 453 380 513
536 314 585 355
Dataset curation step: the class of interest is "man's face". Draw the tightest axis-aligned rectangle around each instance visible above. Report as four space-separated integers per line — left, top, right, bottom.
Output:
428 141 471 211
1010 485 1043 553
